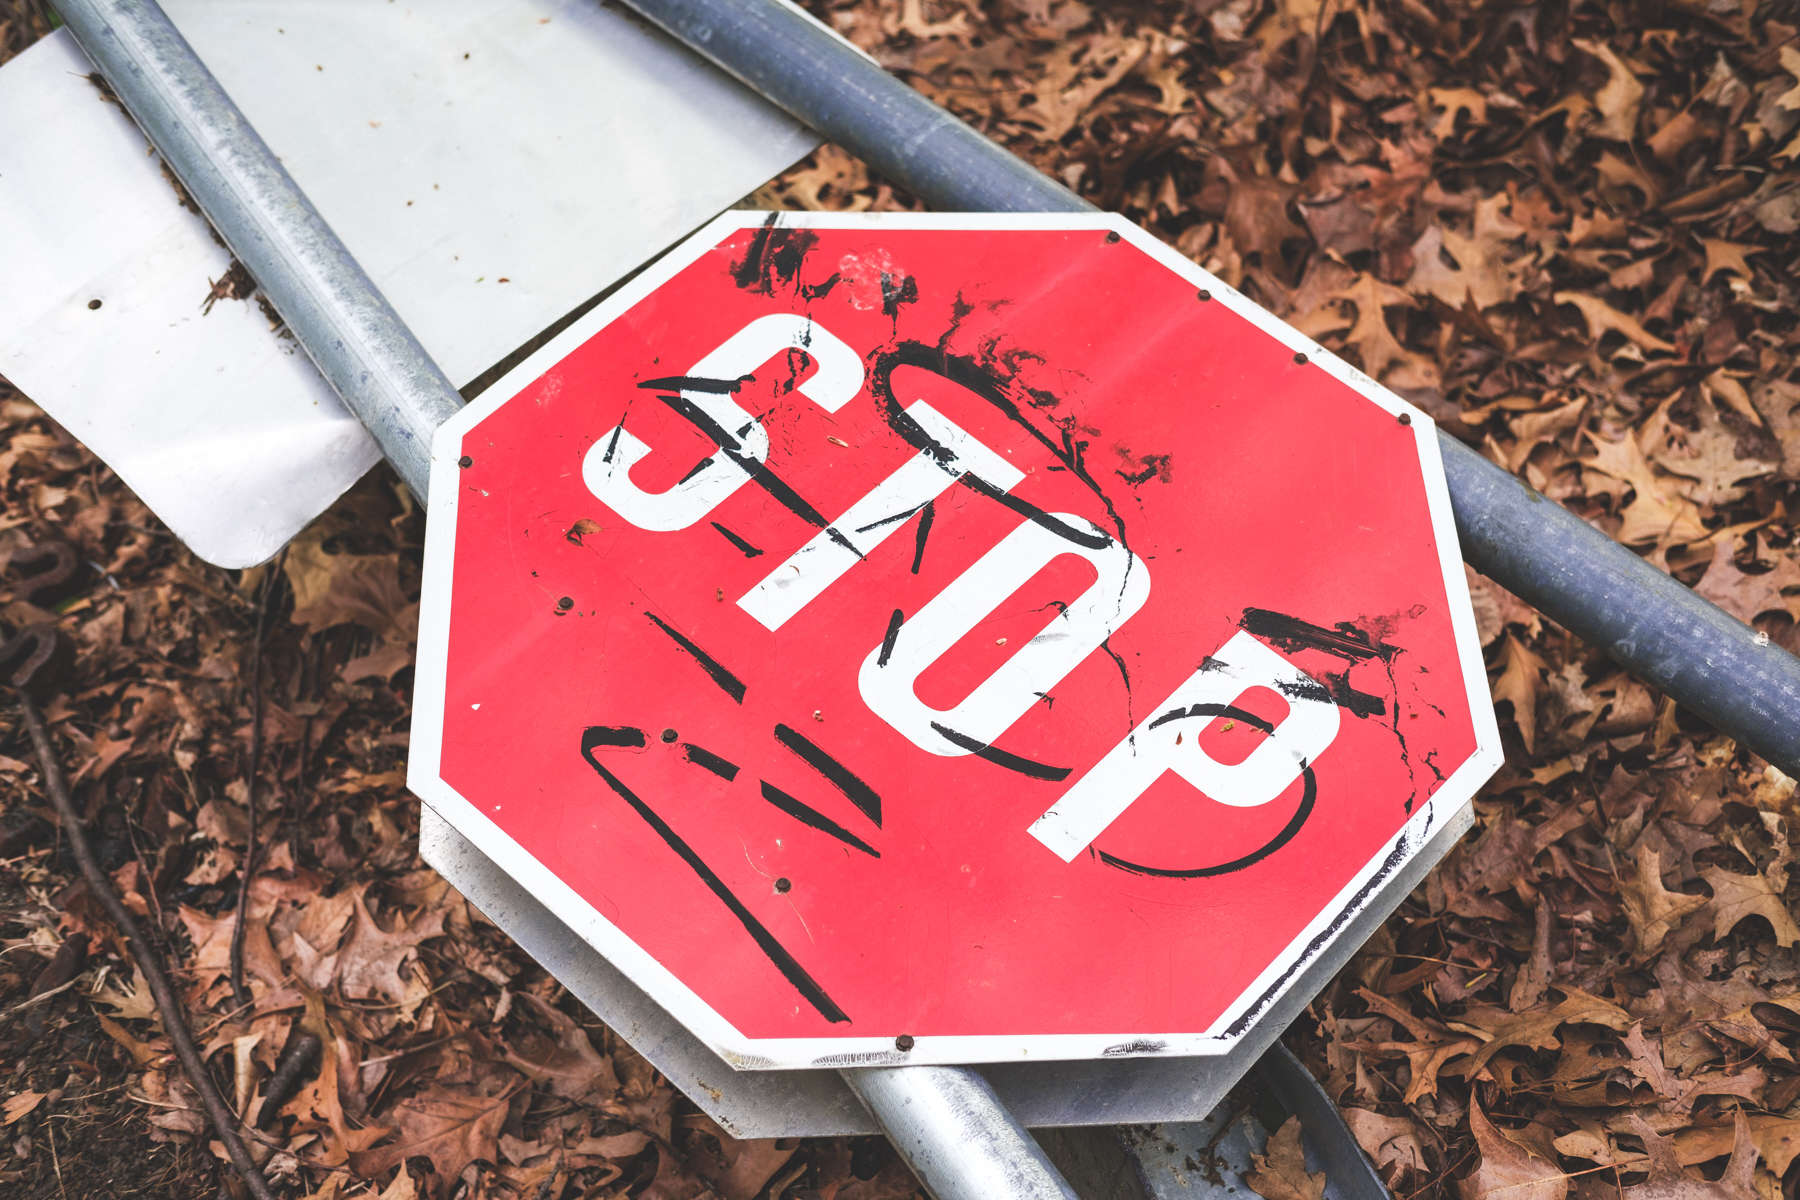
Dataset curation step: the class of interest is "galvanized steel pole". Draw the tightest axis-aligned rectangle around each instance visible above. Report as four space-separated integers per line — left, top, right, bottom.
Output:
51 0 459 503
843 1066 1081 1200
618 0 1800 779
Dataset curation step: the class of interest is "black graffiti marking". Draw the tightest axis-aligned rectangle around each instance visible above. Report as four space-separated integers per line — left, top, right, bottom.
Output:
759 782 880 857
1101 700 1321 878
583 726 647 749
643 612 747 704
929 722 1073 782
711 522 765 558
1146 701 1272 735
1240 608 1395 662
824 525 864 559
677 456 716 485
579 729 849 1024
774 724 882 827
854 503 928 536
682 743 740 781
731 215 817 295
878 608 904 669
867 342 1126 551
601 424 625 465
1098 766 1316 880
637 375 747 394
910 500 935 574
653 392 833 531
1277 672 1387 719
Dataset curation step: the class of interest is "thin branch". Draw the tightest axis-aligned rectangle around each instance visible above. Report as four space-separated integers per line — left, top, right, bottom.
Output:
18 694 278 1200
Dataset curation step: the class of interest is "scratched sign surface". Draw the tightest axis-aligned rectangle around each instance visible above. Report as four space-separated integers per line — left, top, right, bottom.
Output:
411 212 1502 1068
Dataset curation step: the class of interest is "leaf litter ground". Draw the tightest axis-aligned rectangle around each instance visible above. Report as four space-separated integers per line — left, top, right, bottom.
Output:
9 0 1800 1197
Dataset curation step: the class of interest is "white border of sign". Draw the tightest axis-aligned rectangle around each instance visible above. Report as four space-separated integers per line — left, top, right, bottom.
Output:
410 211 1505 1070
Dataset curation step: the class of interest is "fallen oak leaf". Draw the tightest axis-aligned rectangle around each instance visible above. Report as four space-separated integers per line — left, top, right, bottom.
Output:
349 1075 519 1186
1700 865 1800 947
1459 1097 1567 1200
1249 1115 1327 1200
500 992 619 1101
1342 1108 1428 1173
1618 843 1707 955
1693 538 1800 625
1492 635 1547 755
1460 988 1633 1077
1700 239 1764 285
1625 1110 1756 1200
1671 1115 1800 1176
1572 39 1645 143
337 885 446 1011
1555 292 1676 353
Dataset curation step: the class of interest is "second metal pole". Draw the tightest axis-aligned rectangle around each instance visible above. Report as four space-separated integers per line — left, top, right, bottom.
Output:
843 1066 1081 1200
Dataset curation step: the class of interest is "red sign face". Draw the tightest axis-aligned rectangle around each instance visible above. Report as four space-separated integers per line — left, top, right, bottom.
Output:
412 214 1501 1066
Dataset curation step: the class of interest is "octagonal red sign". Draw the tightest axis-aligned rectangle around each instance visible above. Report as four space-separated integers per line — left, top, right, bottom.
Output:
411 213 1501 1068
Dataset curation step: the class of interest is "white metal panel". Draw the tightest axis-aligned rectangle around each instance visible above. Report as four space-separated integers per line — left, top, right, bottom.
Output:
0 2 817 567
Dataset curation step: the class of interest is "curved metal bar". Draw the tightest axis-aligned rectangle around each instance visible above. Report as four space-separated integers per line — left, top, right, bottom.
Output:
51 0 461 503
1442 436 1800 774
842 1065 1082 1200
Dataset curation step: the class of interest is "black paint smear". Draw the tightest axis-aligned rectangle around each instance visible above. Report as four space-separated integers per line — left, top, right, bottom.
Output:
600 424 625 465
1275 673 1386 719
711 522 765 558
583 726 647 749
910 500 935 574
637 375 745 394
881 272 919 318
644 612 747 703
802 272 842 301
759 782 880 857
775 724 882 826
682 743 740 781
677 456 716 485
824 526 864 559
854 503 927 536
731 215 818 295
1223 818 1422 1038
580 729 849 1024
1100 767 1316 879
655 392 832 530
929 723 1072 781
878 609 904 668
1240 608 1395 662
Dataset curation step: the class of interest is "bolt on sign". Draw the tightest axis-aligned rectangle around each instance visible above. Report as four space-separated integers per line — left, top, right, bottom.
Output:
412 213 1503 1068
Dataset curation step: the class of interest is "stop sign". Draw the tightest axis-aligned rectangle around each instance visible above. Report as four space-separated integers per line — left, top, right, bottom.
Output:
411 213 1501 1067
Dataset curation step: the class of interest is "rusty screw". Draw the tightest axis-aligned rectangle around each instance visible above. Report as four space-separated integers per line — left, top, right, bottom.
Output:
774 877 791 893
895 1034 915 1052
1398 412 1412 426
660 728 678 743
557 597 574 610
458 455 473 468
